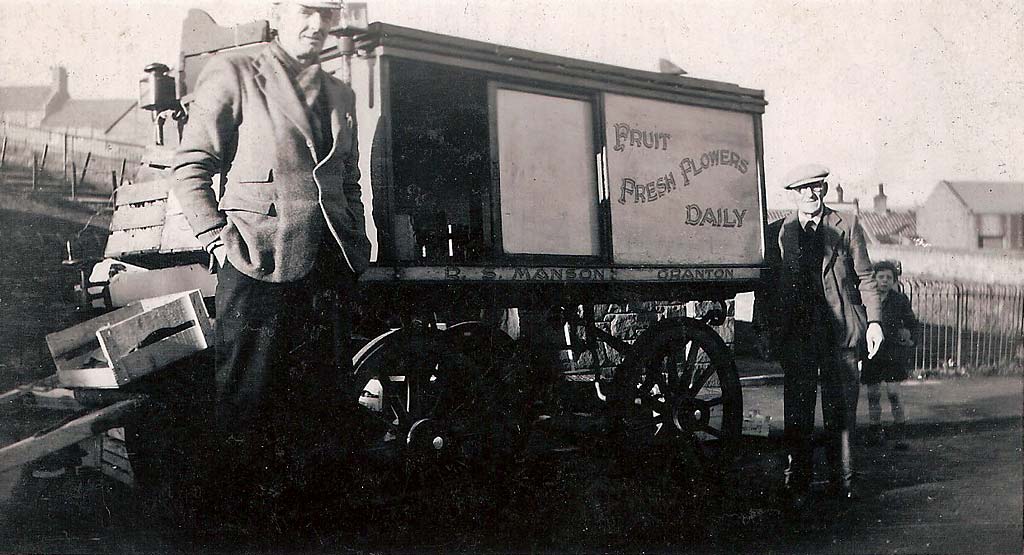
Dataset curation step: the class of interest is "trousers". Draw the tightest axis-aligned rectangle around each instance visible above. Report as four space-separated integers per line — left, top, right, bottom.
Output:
207 245 357 510
781 330 860 490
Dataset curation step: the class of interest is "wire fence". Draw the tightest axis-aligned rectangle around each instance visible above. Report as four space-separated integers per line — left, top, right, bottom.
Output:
0 122 145 194
901 278 1024 374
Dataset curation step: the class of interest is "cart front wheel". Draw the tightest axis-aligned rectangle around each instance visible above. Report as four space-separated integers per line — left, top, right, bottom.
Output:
610 319 743 474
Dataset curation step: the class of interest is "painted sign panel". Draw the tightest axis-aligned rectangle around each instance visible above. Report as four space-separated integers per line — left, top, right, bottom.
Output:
361 265 762 283
605 94 763 265
496 88 601 256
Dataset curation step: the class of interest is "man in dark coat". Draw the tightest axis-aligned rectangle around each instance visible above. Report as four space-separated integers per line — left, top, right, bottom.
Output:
760 164 884 506
172 0 370 521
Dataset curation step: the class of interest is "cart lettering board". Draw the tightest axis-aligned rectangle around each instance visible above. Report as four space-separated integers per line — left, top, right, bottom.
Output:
604 94 763 266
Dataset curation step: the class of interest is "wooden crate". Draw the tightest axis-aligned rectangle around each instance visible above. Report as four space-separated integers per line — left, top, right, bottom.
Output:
46 290 212 389
104 177 203 257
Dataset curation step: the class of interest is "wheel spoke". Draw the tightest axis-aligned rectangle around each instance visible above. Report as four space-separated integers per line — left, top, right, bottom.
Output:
689 361 717 396
703 396 723 408
684 339 701 389
664 348 679 401
698 424 723 439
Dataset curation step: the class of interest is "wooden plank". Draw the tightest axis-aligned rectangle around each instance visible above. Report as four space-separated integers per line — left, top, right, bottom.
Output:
46 304 145 372
56 367 119 389
159 212 204 253
102 435 129 459
0 375 57 404
114 179 171 206
78 435 102 469
100 448 131 470
109 264 216 307
104 227 164 257
20 386 83 412
0 396 147 473
101 461 134 486
109 202 166 231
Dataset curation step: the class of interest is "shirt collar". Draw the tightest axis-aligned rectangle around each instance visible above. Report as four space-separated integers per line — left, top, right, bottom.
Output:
798 212 823 229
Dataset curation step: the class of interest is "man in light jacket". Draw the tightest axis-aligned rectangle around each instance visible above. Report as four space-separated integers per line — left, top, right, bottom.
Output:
173 0 370 516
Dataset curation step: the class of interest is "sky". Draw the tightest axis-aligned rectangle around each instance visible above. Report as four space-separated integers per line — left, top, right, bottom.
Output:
1 0 1021 208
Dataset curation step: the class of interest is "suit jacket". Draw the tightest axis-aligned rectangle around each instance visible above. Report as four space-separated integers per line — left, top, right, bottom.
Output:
173 44 370 282
759 207 882 351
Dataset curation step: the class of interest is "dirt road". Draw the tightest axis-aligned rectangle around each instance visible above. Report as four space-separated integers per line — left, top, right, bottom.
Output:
0 377 1020 554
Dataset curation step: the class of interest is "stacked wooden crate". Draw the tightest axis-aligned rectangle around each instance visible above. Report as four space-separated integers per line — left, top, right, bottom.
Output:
105 176 204 258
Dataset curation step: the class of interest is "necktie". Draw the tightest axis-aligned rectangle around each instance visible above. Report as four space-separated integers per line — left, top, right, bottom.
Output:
805 220 816 234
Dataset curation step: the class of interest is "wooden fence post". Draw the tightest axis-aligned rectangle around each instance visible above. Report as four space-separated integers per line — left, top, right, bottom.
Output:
119 158 127 188
79 151 91 186
63 133 68 184
0 136 7 184
31 153 38 191
71 161 77 200
40 143 49 173
111 170 118 192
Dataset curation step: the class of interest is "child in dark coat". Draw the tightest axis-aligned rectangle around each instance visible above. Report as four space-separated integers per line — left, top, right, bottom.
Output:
861 260 919 448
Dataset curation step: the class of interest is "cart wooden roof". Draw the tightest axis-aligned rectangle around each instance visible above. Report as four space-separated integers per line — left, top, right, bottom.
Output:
339 23 767 114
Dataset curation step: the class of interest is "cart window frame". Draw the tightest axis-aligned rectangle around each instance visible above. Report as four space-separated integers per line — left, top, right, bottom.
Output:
487 81 610 265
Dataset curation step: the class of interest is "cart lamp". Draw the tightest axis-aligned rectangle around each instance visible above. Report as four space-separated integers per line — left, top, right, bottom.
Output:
331 1 368 56
139 63 177 113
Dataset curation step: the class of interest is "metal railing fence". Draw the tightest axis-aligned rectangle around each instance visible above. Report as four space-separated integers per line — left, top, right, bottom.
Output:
901 278 1024 373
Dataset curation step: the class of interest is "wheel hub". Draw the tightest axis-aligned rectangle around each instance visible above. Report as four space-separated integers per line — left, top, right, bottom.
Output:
673 397 711 432
407 418 449 454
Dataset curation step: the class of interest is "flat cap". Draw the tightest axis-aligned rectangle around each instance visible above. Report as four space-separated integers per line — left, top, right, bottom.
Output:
782 163 830 190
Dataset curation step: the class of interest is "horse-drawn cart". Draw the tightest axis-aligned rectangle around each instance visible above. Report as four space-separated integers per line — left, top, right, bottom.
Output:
1 8 769 491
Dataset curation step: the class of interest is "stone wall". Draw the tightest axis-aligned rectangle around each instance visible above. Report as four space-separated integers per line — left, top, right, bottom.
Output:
566 300 736 372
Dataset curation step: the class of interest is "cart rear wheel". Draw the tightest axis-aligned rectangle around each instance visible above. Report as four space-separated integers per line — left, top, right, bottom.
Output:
349 323 526 502
610 319 742 474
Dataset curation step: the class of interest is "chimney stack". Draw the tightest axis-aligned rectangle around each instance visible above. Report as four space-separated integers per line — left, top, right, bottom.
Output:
51 66 68 96
874 183 888 213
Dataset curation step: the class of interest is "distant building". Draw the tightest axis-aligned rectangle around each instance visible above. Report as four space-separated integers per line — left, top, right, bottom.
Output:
40 98 150 144
917 181 1024 250
0 67 68 127
0 66 149 145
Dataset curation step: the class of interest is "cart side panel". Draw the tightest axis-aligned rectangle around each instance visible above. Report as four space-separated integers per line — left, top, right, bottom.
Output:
604 94 764 266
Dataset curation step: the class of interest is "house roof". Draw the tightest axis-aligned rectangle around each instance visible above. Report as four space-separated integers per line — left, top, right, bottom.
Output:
858 210 918 244
0 86 50 112
943 181 1024 215
764 207 918 244
40 99 136 133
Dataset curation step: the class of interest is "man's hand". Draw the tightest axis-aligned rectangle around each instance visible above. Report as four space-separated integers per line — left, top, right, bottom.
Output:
866 322 885 359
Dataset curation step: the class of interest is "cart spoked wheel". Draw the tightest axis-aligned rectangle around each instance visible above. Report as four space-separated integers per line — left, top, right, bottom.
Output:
349 323 526 505
610 318 742 477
